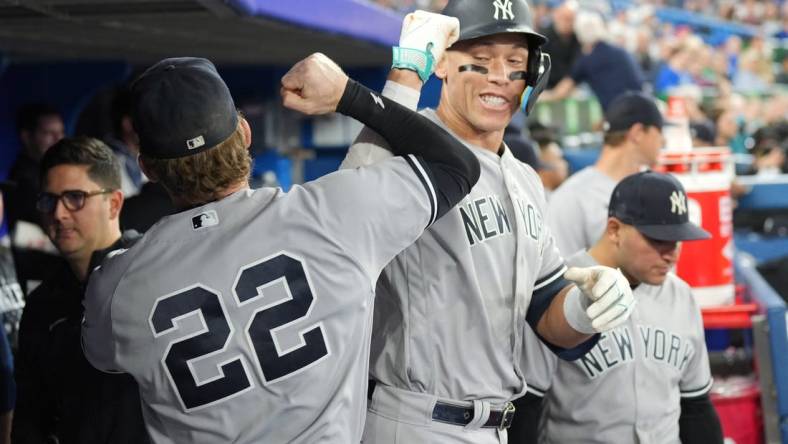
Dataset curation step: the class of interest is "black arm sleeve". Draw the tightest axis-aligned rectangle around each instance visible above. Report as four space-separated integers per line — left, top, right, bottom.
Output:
508 392 544 443
337 80 481 223
679 393 724 444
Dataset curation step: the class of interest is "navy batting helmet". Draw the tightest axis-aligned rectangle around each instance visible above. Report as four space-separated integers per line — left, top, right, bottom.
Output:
441 0 551 115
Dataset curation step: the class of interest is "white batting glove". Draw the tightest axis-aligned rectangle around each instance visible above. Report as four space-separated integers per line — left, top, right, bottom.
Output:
563 266 636 334
399 10 460 64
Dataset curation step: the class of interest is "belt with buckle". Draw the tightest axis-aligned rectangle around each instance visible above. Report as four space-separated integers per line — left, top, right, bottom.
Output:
367 380 516 430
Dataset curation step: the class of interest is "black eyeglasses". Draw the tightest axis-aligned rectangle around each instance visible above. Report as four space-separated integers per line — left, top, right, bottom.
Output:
36 189 113 213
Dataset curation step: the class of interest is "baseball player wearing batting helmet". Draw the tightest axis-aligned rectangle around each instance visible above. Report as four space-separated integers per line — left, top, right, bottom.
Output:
81 54 481 443
341 1 637 443
517 171 723 444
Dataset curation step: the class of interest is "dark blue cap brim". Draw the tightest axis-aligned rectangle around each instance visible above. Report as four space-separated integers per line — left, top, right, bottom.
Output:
635 222 711 242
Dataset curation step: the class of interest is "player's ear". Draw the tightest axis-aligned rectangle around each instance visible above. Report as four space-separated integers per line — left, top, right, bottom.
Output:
107 189 124 220
628 123 644 144
435 54 449 81
607 217 623 244
240 117 252 149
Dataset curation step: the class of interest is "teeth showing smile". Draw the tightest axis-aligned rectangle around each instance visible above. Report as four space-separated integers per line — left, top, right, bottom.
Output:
480 95 507 106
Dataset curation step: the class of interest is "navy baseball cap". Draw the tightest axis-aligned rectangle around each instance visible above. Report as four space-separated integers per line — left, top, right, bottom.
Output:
131 57 238 159
690 121 716 145
603 92 663 133
608 171 710 242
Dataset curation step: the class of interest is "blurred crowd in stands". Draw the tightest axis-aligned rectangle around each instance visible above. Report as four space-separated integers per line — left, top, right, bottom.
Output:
372 0 787 179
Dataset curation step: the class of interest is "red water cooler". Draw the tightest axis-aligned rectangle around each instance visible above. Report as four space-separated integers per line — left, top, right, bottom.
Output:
656 148 735 307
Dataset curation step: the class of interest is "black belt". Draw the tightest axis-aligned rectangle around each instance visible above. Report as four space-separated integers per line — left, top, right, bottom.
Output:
367 380 516 430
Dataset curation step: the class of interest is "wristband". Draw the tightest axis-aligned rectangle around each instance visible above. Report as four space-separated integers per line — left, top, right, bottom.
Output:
391 44 435 83
563 286 596 335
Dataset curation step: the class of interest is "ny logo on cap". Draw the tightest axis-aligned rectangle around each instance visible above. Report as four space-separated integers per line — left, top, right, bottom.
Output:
187 135 205 150
670 191 687 215
493 0 514 20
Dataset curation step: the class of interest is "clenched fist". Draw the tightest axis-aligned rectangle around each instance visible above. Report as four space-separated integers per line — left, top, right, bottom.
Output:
281 53 349 115
563 266 636 334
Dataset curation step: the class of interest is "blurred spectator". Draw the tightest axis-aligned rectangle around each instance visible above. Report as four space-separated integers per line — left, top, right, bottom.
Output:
371 0 445 12
12 137 148 444
761 1 782 35
532 2 551 30
715 108 748 154
748 122 788 175
0 185 18 444
5 104 64 232
119 182 174 233
0 185 25 349
6 105 65 296
733 0 766 25
690 121 717 147
750 144 786 176
539 1 581 89
104 87 146 197
722 35 742 79
743 36 774 81
733 51 771 94
529 122 569 195
775 13 788 40
777 55 788 84
762 95 788 125
542 10 646 111
655 45 694 94
634 28 657 80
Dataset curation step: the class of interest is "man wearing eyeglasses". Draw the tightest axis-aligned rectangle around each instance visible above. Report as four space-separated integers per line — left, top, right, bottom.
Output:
13 136 149 444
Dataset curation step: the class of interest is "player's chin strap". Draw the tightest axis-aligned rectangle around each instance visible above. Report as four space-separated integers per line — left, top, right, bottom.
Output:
457 53 551 117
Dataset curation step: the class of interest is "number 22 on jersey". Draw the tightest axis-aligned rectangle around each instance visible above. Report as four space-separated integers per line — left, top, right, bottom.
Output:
149 253 329 411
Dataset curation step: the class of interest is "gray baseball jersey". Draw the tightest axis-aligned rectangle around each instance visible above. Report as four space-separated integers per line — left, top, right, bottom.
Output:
546 167 616 257
82 158 439 444
352 108 574 404
523 250 713 444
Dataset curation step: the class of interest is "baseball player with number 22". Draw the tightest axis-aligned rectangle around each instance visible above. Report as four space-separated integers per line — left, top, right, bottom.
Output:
342 1 637 443
81 52 483 443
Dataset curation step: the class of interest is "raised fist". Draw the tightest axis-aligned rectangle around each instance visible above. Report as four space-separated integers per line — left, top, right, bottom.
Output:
281 53 349 115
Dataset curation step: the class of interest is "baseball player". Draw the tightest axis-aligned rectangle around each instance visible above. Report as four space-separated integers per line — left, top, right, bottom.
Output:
546 91 664 257
341 2 636 443
515 171 724 444
81 54 482 443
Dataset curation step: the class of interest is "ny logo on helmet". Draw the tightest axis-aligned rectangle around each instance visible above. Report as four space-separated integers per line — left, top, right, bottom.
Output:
493 0 514 20
670 191 687 215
